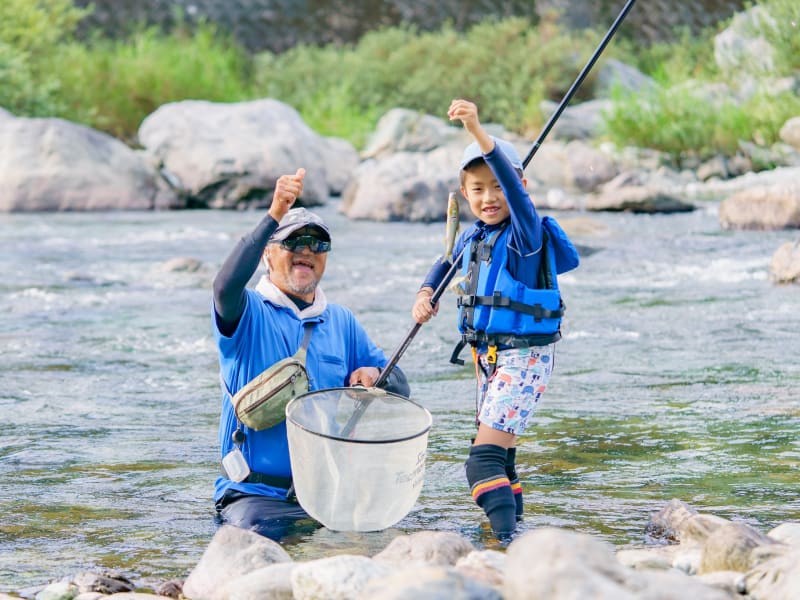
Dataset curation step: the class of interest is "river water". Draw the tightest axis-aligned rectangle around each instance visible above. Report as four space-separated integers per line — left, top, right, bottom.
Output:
1 201 798 591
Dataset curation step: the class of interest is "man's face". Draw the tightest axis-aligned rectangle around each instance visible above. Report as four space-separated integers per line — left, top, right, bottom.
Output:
266 226 329 302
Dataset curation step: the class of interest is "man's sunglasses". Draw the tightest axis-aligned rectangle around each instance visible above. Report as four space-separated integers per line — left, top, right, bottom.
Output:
278 235 331 254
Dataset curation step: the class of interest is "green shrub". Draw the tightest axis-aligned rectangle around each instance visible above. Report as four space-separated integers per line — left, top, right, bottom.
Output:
51 24 253 141
254 17 602 144
0 0 88 115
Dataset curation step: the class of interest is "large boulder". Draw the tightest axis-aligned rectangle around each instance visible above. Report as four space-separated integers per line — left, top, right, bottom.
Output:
138 99 349 209
0 116 176 212
719 181 800 230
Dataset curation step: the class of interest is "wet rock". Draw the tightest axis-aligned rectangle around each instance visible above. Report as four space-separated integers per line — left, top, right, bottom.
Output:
182 525 291 600
453 549 506 588
769 240 800 284
357 565 502 600
373 530 475 566
681 514 731 547
152 580 182 599
698 521 776 574
645 498 698 543
216 562 295 600
34 581 78 600
291 555 391 600
72 571 134 595
768 522 800 547
158 257 204 273
744 547 800 600
719 181 800 230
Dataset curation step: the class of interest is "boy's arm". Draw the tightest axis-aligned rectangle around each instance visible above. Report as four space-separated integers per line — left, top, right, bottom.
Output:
484 147 542 257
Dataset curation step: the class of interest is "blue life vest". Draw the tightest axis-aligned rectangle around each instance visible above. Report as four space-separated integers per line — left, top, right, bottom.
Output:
455 221 568 349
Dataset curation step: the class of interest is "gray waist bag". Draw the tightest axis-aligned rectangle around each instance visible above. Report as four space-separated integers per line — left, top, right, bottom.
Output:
225 323 314 431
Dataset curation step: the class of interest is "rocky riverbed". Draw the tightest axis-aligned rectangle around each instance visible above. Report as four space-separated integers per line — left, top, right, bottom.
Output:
6 499 799 600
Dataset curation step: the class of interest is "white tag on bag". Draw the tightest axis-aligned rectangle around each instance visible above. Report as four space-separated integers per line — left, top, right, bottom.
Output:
222 446 250 483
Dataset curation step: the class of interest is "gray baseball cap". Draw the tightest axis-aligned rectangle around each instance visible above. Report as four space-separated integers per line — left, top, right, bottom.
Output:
460 137 523 171
270 207 331 242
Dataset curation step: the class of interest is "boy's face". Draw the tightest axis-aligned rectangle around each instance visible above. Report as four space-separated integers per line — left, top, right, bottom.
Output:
460 163 511 225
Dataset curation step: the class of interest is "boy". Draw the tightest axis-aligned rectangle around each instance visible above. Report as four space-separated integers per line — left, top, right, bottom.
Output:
412 99 578 539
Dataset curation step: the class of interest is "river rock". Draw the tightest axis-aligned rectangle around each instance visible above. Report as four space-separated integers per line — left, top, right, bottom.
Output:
216 562 295 600
645 498 699 543
361 108 464 160
357 565 502 600
72 571 135 595
503 527 731 600
290 554 391 600
744 547 800 600
0 116 176 212
539 99 613 141
677 514 731 548
453 550 506 588
769 240 800 284
587 171 695 213
181 525 292 600
698 521 775 574
779 116 800 151
340 147 460 221
594 59 657 98
320 136 360 196
719 181 800 230
138 99 336 209
768 522 800 547
373 530 474 566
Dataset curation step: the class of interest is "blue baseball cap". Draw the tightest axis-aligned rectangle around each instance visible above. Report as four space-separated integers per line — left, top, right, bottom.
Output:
460 136 523 171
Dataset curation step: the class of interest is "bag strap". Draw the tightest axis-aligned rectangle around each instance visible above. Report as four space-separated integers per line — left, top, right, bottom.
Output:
219 321 316 399
293 321 315 364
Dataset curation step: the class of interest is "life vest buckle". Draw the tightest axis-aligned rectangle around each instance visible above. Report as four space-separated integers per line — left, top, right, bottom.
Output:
486 345 497 364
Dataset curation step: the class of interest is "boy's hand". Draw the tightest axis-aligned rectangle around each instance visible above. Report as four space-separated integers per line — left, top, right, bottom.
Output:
412 287 439 324
268 168 305 222
448 99 494 154
447 99 481 135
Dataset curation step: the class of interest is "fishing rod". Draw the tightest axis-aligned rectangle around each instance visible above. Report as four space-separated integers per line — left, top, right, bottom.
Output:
371 0 637 391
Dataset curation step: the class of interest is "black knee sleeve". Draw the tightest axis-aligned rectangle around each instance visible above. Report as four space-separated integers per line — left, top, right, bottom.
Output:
465 444 517 537
505 447 524 521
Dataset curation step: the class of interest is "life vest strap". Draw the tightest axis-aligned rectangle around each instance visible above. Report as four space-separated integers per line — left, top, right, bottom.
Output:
449 330 562 365
458 292 564 322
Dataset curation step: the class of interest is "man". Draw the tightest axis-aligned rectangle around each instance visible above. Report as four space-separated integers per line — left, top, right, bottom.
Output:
212 167 409 539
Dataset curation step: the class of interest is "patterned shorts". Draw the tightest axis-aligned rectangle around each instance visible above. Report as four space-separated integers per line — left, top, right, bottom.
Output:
476 345 555 435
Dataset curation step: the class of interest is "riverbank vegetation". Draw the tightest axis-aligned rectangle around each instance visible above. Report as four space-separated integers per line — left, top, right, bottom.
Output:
1 0 798 156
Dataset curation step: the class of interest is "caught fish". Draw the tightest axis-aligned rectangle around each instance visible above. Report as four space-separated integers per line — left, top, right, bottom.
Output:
444 191 460 259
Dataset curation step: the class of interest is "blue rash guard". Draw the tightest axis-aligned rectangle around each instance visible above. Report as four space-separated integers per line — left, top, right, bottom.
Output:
421 143 543 293
213 290 390 503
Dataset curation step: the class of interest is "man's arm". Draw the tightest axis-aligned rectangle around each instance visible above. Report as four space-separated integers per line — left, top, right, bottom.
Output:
212 216 278 336
212 168 306 336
